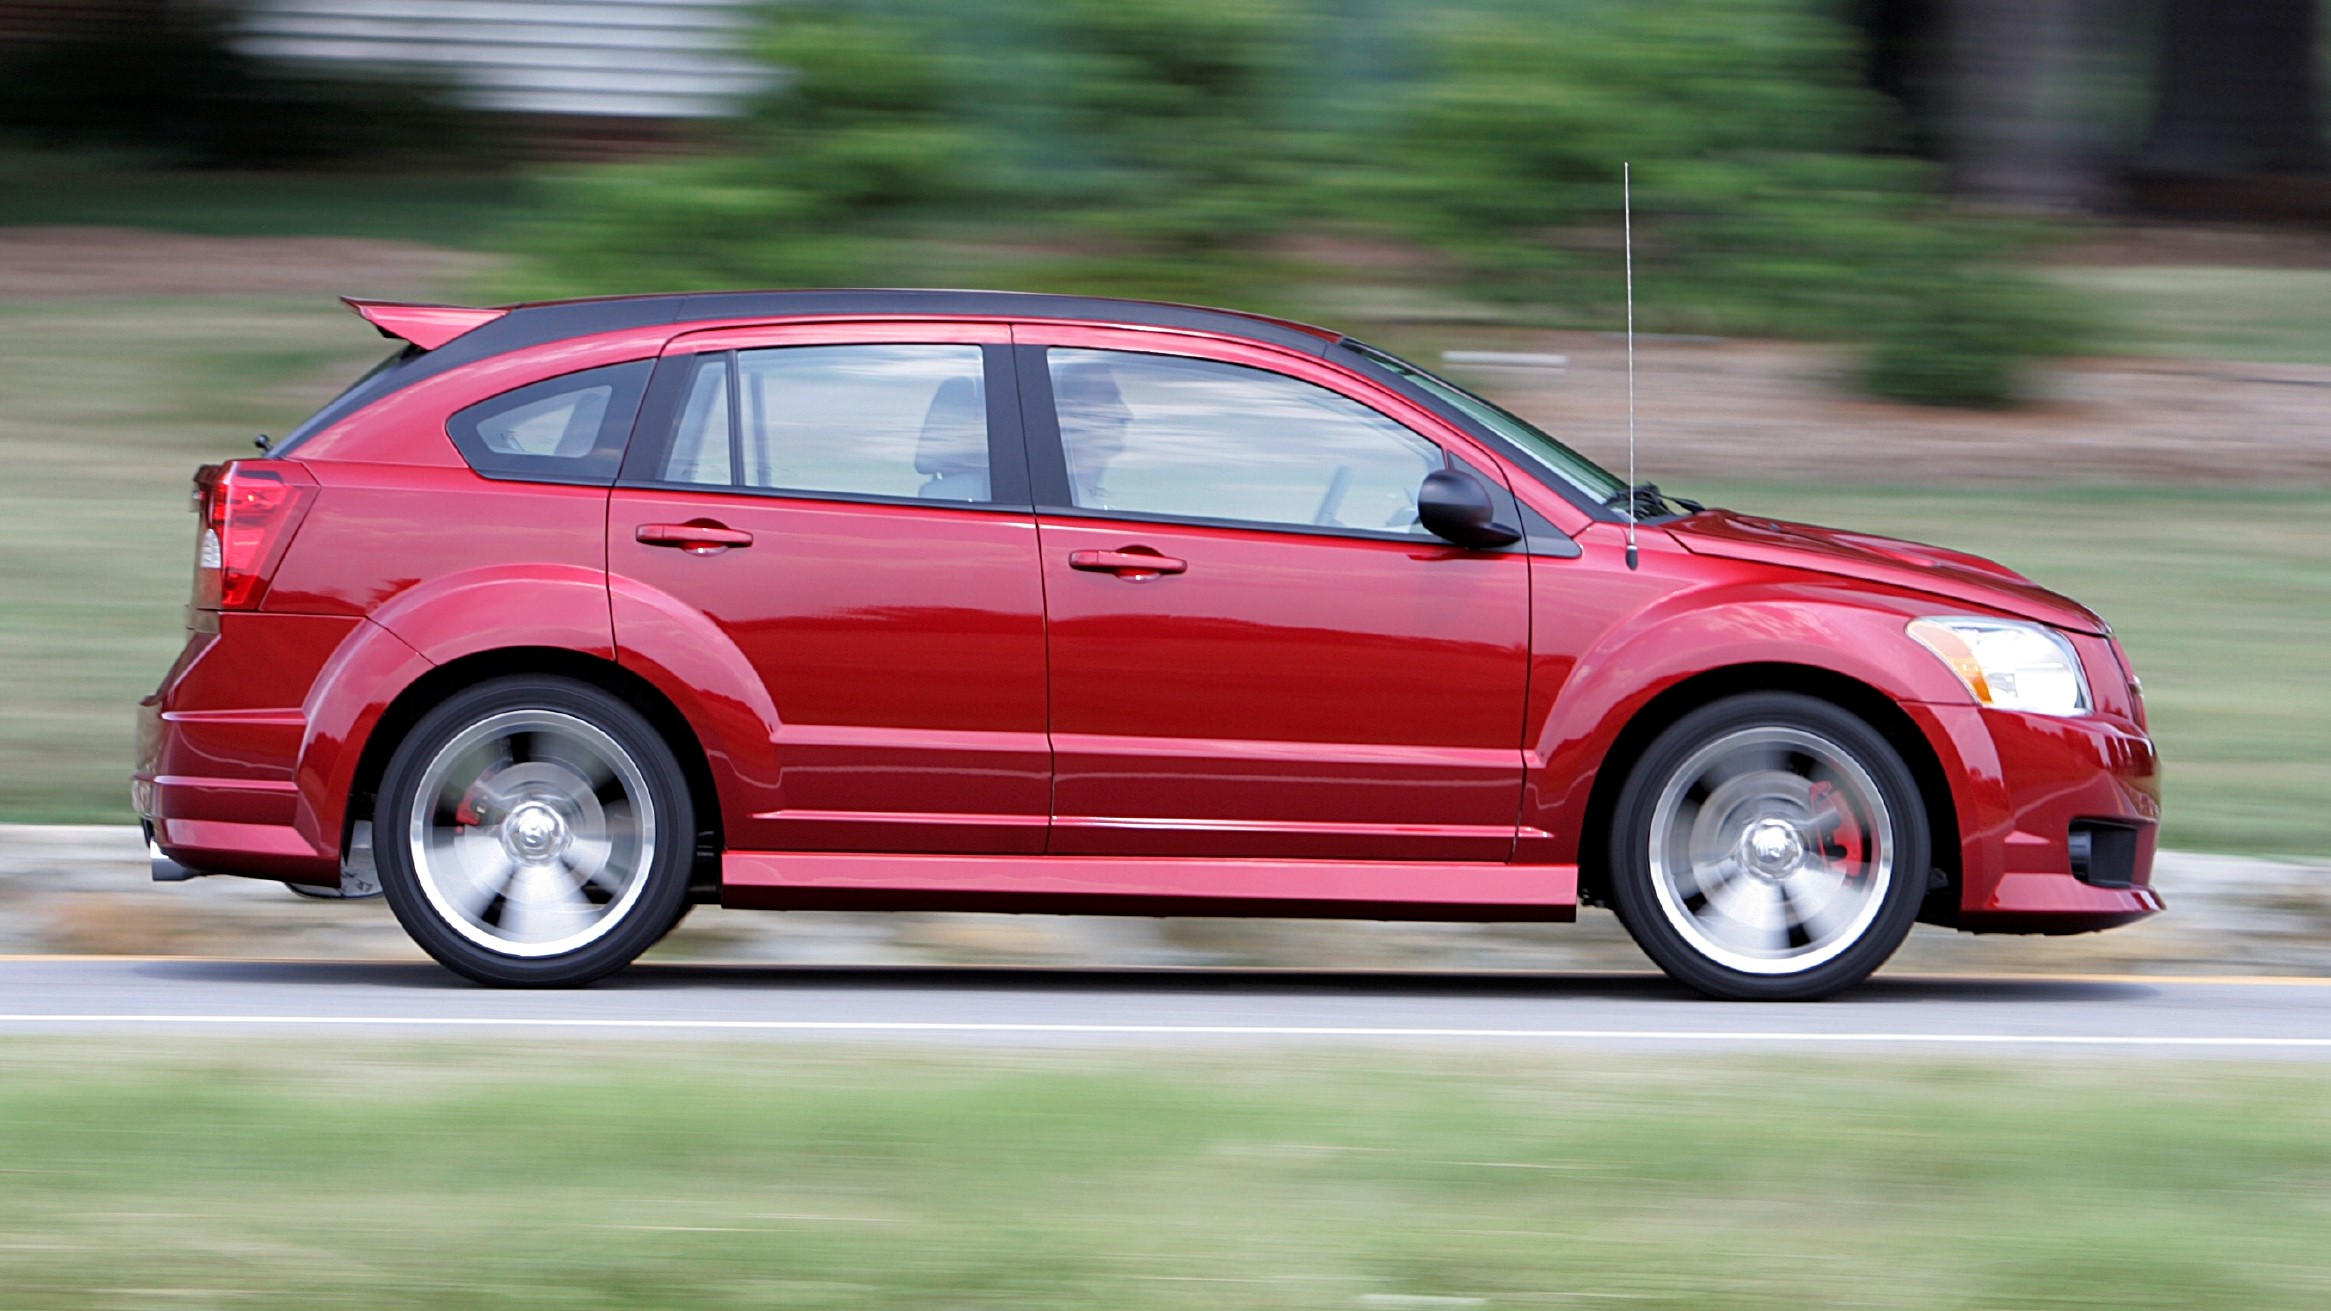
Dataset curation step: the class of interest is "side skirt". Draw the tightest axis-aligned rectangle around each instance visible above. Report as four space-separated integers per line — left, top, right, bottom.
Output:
721 852 1577 921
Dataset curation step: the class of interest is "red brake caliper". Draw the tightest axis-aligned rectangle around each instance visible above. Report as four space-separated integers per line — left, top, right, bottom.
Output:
1808 780 1867 877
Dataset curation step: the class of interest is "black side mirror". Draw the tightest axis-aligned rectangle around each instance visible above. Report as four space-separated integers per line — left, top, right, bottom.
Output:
1418 468 1521 549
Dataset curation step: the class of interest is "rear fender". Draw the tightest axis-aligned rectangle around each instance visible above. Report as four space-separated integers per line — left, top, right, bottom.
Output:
367 564 615 663
294 565 614 862
608 573 786 835
293 617 433 867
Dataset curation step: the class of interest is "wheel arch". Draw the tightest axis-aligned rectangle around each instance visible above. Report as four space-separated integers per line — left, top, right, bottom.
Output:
347 646 724 897
1573 662 1960 918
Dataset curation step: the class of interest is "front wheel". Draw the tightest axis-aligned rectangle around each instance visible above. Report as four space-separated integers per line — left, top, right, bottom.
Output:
1607 693 1929 1001
374 676 695 987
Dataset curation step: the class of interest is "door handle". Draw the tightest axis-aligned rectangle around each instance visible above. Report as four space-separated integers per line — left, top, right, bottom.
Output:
636 522 753 553
1068 548 1186 579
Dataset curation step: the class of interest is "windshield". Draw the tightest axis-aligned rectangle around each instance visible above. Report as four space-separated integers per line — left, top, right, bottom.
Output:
1341 340 1629 505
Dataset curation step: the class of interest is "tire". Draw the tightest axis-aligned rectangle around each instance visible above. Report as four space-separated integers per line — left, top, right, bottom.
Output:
374 675 695 987
1607 692 1929 1001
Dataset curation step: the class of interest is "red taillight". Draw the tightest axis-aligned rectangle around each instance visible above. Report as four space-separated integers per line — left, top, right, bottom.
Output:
192 460 316 611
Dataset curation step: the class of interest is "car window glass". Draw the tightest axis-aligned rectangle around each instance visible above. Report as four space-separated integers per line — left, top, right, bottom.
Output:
663 355 732 486
476 385 610 458
660 344 989 503
1048 348 1440 535
445 359 651 485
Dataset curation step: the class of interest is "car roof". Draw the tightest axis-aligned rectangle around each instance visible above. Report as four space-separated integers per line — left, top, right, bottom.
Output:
283 289 1347 455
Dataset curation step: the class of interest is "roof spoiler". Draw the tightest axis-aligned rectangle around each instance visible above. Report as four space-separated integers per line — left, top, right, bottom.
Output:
342 298 508 351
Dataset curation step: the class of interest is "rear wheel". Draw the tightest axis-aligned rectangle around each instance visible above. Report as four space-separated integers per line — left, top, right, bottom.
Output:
374 675 694 987
1607 693 1929 1001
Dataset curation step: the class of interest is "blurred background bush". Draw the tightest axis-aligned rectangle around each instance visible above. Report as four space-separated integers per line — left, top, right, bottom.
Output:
494 0 2090 405
17 0 2318 406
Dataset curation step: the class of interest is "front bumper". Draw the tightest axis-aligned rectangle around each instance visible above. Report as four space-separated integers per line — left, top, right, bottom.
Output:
1908 701 2163 934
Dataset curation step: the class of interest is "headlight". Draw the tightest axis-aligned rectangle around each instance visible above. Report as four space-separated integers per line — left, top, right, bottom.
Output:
1907 617 2090 716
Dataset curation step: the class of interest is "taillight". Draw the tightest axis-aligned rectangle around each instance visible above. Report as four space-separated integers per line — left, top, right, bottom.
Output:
191 460 317 611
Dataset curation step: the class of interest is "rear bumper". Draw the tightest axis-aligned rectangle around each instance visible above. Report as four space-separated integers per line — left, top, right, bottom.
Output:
1909 702 2163 934
136 696 338 883
133 615 357 886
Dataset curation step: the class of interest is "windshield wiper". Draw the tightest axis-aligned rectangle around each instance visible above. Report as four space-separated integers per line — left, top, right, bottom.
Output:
1605 482 1704 521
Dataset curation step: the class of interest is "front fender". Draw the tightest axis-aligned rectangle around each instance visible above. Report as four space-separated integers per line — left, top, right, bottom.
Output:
1521 584 1977 863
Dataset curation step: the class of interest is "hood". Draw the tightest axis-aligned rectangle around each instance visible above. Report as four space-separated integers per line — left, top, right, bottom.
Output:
1666 509 2107 634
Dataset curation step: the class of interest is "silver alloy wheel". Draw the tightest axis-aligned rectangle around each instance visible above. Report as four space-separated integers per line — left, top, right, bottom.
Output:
407 709 656 959
1645 725 1894 976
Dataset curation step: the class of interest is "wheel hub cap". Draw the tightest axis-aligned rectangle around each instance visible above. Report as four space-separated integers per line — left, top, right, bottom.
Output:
1741 817 1806 880
501 800 570 864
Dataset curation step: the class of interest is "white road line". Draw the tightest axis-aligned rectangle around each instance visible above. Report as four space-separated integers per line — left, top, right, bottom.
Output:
0 1014 2325 1047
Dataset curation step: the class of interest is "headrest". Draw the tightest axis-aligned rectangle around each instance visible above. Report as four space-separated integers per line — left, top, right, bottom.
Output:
915 375 985 475
1052 360 1125 412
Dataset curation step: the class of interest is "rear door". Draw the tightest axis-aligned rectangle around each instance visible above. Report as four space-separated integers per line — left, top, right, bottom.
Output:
609 321 1050 854
1015 324 1533 861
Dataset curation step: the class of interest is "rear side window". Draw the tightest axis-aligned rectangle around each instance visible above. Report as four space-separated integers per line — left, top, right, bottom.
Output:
655 345 992 503
446 360 652 485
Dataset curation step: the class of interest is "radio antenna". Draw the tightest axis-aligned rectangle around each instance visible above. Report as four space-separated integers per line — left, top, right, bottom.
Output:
1623 161 1638 571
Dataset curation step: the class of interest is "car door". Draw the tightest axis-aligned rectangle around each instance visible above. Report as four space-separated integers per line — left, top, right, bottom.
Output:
609 321 1050 854
1015 324 1533 862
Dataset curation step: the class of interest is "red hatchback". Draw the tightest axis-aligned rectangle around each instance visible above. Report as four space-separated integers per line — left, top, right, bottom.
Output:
136 291 2161 998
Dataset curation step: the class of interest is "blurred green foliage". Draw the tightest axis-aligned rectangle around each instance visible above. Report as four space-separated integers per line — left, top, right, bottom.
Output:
501 9 983 295
1389 2 2087 405
500 0 2084 406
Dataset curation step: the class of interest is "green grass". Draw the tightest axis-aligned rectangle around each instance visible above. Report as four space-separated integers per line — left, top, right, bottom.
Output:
1668 482 2331 859
0 295 2323 855
0 1042 2327 1308
2051 265 2331 366
0 152 518 247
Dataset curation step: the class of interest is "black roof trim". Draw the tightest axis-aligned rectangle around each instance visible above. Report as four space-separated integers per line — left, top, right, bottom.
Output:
457 288 1341 367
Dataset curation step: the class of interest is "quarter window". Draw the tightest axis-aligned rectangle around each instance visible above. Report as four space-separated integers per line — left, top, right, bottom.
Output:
1047 348 1441 535
658 344 991 503
445 360 651 485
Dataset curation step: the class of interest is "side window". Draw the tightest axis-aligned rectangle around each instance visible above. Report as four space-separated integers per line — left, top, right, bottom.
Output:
445 360 651 486
1048 348 1441 535
656 344 991 503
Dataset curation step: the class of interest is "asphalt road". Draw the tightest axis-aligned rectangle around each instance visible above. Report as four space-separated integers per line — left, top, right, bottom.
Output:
1 957 2327 1056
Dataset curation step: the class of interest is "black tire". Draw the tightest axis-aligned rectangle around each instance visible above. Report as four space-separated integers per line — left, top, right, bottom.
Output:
1607 692 1929 1001
374 675 695 987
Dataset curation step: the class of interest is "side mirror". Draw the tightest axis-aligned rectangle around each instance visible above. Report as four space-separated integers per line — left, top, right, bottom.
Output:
1418 468 1521 549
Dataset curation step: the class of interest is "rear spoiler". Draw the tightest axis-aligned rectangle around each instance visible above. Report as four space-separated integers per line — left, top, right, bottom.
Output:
342 298 508 350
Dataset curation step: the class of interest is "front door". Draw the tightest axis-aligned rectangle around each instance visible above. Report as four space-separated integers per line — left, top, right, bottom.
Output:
609 322 1050 854
1017 326 1533 861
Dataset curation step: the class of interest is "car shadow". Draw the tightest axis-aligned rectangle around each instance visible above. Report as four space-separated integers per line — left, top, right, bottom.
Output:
129 958 2157 1005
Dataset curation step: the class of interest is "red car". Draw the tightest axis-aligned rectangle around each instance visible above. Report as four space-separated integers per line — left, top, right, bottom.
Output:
135 291 2160 999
